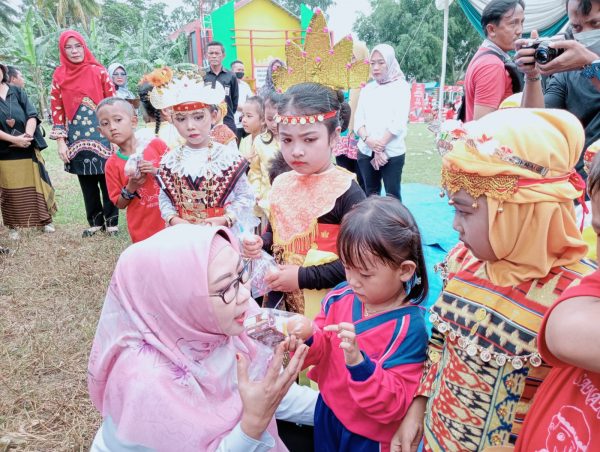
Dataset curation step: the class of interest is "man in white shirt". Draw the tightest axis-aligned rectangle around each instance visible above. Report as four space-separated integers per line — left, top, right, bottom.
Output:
231 60 254 141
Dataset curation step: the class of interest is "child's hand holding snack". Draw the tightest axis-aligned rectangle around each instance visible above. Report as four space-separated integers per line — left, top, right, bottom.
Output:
138 160 158 176
324 322 363 366
241 234 264 259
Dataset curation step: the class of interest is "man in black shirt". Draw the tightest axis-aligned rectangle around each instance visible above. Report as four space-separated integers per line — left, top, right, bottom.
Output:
516 0 600 177
203 41 239 133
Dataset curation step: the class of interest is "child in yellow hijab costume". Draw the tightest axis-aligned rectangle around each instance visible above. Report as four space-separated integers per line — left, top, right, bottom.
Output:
392 108 596 452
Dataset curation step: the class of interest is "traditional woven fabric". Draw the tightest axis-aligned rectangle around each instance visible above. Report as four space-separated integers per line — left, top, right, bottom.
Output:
0 149 56 227
157 148 247 224
418 244 596 451
209 123 237 146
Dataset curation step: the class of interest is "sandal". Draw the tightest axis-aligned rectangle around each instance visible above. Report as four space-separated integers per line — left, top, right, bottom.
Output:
82 226 103 238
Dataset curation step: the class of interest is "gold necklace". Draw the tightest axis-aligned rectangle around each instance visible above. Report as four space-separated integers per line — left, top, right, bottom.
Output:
364 301 403 317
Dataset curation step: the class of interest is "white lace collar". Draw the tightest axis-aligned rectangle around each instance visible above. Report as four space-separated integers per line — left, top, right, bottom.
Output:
161 142 241 179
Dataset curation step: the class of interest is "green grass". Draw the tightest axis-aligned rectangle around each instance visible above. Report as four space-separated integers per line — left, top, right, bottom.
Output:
403 123 440 185
42 140 128 230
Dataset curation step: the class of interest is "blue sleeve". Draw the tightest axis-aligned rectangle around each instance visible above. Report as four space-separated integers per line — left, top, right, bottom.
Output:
382 311 429 369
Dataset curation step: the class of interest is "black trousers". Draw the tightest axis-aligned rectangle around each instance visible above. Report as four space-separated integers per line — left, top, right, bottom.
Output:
77 174 119 228
357 152 405 200
335 155 365 191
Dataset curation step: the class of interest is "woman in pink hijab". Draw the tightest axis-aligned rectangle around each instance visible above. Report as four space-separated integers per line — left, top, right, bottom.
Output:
88 224 315 451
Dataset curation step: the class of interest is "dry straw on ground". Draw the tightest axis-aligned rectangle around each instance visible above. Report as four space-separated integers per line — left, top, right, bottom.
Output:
0 226 129 451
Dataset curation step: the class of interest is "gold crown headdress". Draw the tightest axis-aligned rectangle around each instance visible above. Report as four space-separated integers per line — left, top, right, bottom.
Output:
272 9 370 93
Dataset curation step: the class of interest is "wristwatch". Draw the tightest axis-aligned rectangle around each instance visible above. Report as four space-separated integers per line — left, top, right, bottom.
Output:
120 186 139 200
582 60 600 80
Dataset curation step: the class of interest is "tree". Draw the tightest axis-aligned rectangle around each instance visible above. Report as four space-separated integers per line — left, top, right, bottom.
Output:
355 0 481 83
0 0 18 34
0 8 58 114
168 5 199 34
277 0 335 16
25 0 102 31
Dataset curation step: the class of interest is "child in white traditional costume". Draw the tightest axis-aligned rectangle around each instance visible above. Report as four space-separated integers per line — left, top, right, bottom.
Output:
151 72 257 233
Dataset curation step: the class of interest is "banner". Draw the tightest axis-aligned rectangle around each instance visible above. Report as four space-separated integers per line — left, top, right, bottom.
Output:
409 83 426 123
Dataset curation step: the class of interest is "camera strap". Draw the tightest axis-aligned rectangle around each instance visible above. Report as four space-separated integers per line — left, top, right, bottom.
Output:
457 50 523 121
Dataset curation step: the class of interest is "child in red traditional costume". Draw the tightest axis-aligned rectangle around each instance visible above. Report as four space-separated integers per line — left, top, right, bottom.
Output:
287 196 429 451
515 141 600 452
391 108 595 451
151 72 256 233
241 10 370 318
209 101 237 146
98 97 168 243
242 83 366 317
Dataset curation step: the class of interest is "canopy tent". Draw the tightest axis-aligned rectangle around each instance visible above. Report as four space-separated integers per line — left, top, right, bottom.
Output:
457 0 569 37
436 0 569 119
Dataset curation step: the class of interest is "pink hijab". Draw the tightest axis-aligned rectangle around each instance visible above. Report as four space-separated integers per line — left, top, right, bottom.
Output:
88 224 286 451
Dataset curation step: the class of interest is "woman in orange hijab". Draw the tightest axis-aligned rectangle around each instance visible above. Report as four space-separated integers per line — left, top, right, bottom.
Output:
49 30 117 237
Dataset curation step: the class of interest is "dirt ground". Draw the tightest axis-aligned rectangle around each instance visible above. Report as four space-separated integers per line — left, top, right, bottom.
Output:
0 225 129 451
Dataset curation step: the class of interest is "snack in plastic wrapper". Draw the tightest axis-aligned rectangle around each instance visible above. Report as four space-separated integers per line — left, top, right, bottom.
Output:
124 138 151 178
244 308 297 347
250 252 280 299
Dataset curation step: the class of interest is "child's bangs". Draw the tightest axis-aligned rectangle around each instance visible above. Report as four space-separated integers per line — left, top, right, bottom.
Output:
338 222 395 270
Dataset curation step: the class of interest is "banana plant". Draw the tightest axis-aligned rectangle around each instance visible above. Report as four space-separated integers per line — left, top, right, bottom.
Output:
0 0 18 36
0 8 59 114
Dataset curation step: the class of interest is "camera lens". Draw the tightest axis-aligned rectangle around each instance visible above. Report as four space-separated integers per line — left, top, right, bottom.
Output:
535 47 552 64
534 42 564 65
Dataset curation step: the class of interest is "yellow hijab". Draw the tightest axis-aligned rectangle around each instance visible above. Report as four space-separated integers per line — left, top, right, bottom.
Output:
441 108 588 286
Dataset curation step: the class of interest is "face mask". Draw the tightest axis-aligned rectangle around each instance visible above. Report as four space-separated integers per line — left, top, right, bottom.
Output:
573 29 600 58
235 72 244 80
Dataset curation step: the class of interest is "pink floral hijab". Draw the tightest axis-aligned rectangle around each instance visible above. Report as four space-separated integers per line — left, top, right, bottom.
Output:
88 224 286 451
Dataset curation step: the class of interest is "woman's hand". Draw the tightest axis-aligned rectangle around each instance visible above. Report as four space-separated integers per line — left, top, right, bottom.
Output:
57 139 70 163
365 137 385 153
237 341 309 440
10 133 33 149
264 265 300 292
241 235 264 259
324 322 363 366
390 396 427 452
374 151 389 167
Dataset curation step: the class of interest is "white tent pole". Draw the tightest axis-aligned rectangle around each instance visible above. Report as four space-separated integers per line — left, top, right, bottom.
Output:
438 0 449 121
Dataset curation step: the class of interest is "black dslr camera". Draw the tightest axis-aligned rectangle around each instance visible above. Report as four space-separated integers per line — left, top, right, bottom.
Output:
522 37 565 64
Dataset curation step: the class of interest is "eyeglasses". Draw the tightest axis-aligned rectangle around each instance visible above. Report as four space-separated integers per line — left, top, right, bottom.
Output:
208 259 253 304
113 71 127 77
64 44 83 52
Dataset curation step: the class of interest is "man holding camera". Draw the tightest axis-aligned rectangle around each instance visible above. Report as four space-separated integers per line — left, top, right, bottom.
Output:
517 0 600 176
463 0 525 121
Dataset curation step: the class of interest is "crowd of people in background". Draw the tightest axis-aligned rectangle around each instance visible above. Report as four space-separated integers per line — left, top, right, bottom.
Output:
1 0 600 449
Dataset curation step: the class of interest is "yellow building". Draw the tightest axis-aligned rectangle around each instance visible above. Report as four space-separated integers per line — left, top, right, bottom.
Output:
209 0 312 90
172 0 311 90
233 0 301 88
